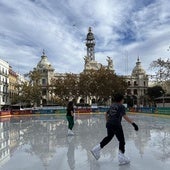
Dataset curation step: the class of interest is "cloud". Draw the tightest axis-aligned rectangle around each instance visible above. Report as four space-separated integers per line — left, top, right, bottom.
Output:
0 0 170 77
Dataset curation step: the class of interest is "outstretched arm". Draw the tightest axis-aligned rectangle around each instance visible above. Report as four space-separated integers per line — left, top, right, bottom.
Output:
123 115 139 131
123 115 133 123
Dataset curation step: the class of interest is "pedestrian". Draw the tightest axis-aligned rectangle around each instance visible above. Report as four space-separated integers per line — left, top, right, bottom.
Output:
91 93 139 165
66 101 75 136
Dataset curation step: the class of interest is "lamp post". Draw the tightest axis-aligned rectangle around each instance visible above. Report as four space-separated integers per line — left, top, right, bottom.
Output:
160 90 165 107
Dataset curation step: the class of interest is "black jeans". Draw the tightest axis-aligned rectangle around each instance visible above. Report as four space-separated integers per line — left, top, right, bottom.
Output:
100 122 125 153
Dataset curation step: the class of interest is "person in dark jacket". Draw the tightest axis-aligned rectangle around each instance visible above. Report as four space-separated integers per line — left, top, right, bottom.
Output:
91 93 138 165
66 101 75 136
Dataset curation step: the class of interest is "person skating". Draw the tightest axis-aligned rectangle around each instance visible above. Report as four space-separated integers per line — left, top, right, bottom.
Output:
66 101 75 136
91 93 138 165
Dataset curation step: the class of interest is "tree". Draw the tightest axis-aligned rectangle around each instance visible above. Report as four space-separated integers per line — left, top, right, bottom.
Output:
150 58 170 82
147 85 165 105
51 73 79 105
14 69 42 107
51 69 127 105
79 68 127 105
78 71 92 98
11 82 23 105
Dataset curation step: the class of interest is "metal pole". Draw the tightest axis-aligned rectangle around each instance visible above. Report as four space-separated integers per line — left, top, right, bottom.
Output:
163 94 165 107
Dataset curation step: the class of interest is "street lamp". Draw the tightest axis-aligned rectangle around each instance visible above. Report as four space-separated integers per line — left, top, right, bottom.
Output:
163 94 165 107
160 90 165 107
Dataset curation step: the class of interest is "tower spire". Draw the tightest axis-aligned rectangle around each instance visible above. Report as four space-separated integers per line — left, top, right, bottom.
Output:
42 49 45 56
85 27 95 61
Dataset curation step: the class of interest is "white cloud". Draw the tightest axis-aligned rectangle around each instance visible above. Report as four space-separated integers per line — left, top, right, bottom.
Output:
0 0 170 76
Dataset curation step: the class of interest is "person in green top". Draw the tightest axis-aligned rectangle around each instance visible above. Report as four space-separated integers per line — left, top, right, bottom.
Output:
66 101 75 136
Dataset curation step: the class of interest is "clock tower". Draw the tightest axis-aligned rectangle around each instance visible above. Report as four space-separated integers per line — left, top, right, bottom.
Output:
86 27 95 61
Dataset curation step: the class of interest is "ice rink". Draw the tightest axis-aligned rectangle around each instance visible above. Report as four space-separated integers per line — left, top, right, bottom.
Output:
0 113 170 170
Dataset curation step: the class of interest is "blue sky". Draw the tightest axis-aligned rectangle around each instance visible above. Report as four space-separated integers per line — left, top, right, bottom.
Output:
0 0 170 75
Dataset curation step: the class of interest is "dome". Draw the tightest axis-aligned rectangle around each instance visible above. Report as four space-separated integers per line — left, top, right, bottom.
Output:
132 58 146 76
37 51 54 70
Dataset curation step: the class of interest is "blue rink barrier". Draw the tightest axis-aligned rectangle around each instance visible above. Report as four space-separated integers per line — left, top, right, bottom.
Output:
132 107 170 115
30 106 170 115
32 107 66 114
91 106 109 112
136 107 156 113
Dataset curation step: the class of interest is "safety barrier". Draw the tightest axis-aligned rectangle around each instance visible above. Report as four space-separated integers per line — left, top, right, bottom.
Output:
156 107 170 115
1 106 169 117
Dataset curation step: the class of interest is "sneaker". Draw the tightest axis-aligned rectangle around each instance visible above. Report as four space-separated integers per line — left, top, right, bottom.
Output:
68 129 74 136
91 144 101 160
118 151 130 165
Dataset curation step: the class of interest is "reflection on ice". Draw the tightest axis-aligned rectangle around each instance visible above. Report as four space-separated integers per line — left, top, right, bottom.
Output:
0 114 169 170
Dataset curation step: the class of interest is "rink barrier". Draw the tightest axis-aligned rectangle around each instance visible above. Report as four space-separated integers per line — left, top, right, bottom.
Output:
129 107 156 113
156 107 170 115
0 111 12 118
129 107 170 115
32 108 66 114
0 106 170 117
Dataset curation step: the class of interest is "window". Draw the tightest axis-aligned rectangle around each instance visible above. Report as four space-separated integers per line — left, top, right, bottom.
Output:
144 89 146 94
134 81 138 86
3 95 5 102
127 89 131 94
42 79 46 85
134 89 138 95
42 89 46 95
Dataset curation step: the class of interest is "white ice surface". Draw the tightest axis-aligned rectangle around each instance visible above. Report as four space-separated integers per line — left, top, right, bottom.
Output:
0 113 169 170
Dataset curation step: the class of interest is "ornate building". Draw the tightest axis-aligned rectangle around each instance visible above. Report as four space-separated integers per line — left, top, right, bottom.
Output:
35 50 55 105
34 28 114 105
34 28 148 106
124 57 149 106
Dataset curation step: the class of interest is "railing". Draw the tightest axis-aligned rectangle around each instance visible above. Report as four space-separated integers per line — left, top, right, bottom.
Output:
0 106 169 116
129 106 170 115
156 107 170 115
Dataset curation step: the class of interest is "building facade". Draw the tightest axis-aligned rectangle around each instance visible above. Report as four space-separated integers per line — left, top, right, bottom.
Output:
33 27 115 105
33 27 149 106
0 59 9 110
8 66 18 105
124 57 149 106
35 50 55 106
0 27 145 107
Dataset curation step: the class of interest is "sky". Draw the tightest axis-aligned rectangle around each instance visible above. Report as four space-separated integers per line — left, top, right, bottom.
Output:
0 0 170 76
